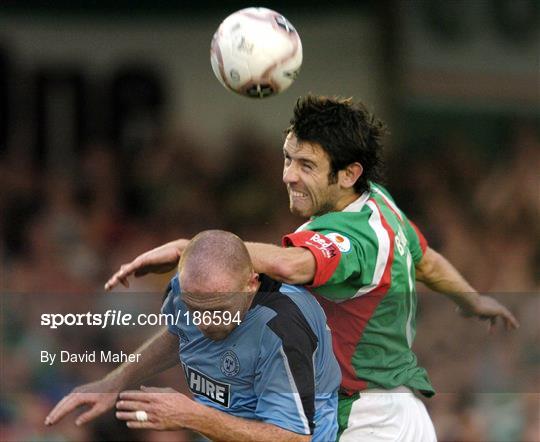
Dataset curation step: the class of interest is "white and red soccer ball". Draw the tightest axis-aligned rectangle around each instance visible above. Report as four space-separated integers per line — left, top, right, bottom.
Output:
210 7 303 98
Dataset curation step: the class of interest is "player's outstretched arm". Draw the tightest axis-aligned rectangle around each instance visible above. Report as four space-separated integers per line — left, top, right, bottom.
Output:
116 386 310 442
105 239 189 290
415 247 519 331
245 242 316 285
105 238 316 290
45 328 179 426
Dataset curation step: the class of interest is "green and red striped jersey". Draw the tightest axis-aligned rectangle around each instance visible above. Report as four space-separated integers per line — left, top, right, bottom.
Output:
283 183 434 396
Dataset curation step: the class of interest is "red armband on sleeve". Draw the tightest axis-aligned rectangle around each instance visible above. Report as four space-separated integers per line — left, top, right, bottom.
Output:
409 221 428 254
282 230 341 288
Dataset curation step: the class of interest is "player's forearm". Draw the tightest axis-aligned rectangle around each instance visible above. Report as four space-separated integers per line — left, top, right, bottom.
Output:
415 247 479 308
245 242 315 284
104 327 178 389
168 239 190 254
245 242 284 277
186 401 310 442
156 238 189 266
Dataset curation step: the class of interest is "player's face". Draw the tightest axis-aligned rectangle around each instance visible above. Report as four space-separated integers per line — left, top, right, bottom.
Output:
182 272 258 341
282 133 342 218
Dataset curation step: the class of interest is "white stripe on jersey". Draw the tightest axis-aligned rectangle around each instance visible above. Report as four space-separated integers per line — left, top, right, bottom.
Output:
350 200 391 299
342 191 370 213
279 346 311 434
405 252 414 347
373 186 403 221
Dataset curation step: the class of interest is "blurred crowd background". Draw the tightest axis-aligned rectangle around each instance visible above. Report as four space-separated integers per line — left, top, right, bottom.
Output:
1 2 538 441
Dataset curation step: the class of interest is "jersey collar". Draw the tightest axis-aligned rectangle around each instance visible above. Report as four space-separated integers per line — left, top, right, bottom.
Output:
294 191 370 233
342 191 370 213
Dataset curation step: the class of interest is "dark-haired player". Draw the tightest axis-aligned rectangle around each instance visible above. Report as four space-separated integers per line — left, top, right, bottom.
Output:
105 96 518 441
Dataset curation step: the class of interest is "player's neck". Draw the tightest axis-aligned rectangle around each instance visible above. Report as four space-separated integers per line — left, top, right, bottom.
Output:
334 191 362 212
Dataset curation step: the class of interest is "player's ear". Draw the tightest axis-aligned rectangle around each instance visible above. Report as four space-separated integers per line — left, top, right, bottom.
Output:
338 162 363 189
248 272 259 287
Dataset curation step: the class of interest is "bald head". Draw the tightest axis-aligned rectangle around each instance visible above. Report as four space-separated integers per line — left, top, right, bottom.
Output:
178 230 259 340
179 230 253 293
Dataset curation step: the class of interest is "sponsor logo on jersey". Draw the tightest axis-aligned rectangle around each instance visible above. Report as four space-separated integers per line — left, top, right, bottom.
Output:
220 350 240 377
183 363 230 407
326 232 352 253
307 233 338 258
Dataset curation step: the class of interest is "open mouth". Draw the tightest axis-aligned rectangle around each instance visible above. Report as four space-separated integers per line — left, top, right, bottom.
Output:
290 190 308 199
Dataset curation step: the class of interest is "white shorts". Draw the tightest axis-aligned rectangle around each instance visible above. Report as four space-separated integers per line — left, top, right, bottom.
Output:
339 386 437 442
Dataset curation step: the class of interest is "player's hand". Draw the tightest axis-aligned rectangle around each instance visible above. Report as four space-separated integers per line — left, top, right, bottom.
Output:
457 295 519 332
45 379 120 426
116 386 200 430
104 240 186 290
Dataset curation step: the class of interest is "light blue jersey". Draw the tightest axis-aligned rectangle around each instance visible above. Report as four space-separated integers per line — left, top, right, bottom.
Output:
162 274 340 441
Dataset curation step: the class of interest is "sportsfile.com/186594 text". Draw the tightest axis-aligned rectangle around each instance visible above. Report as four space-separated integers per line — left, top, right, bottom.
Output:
40 309 242 329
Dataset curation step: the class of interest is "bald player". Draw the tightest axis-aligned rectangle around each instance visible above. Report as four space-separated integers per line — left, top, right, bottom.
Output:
45 230 340 442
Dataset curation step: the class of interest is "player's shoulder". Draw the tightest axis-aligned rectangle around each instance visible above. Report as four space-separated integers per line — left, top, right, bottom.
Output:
279 282 324 314
161 274 186 311
253 275 321 341
370 182 396 202
253 275 312 314
304 199 377 252
165 274 184 301
369 182 410 221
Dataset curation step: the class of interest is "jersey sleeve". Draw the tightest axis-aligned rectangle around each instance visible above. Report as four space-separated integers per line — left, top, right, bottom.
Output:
403 219 428 264
282 229 363 289
253 320 317 435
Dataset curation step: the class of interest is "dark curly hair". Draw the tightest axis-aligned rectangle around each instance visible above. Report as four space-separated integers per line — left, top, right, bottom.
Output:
286 95 386 194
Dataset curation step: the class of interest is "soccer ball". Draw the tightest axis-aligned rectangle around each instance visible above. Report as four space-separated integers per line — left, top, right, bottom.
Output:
210 7 302 98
